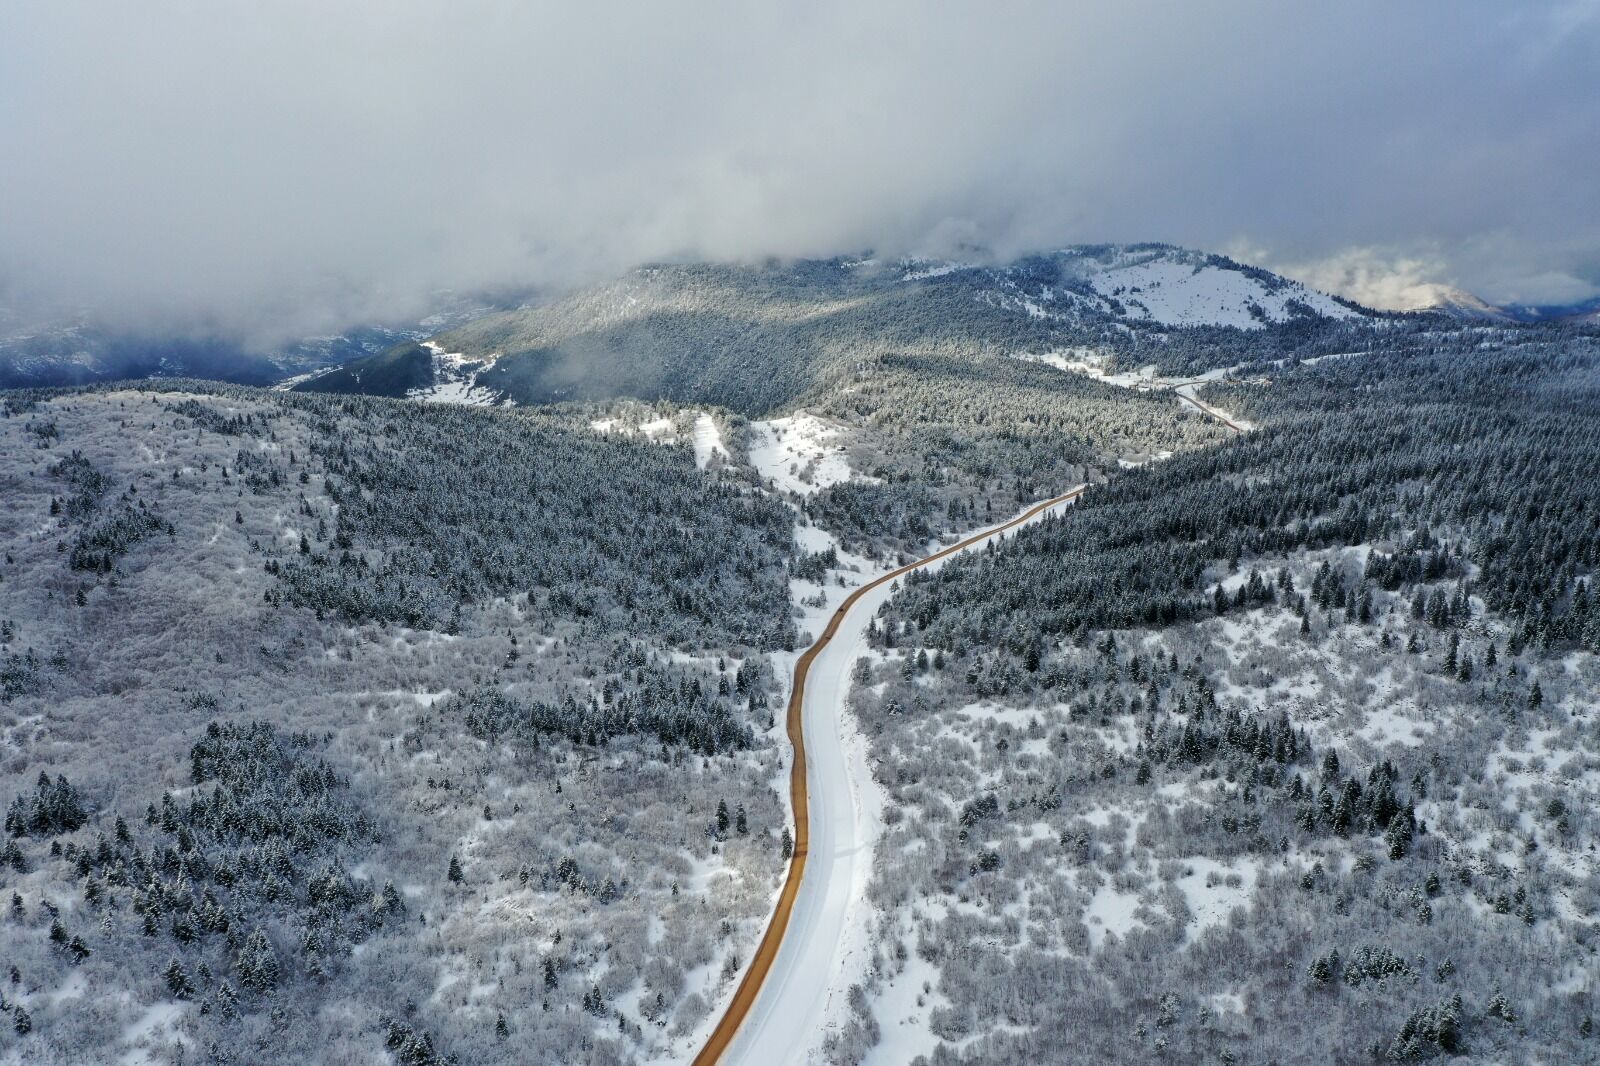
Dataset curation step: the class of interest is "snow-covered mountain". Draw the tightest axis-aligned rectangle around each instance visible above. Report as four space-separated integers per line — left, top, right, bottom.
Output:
977 244 1367 331
299 244 1383 411
1391 284 1600 325
1384 282 1513 321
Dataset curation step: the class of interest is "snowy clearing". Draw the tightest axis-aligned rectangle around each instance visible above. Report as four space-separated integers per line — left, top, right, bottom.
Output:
746 412 859 496
692 413 729 469
405 341 503 406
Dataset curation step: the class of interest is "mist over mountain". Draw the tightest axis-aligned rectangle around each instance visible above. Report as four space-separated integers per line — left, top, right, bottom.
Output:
6 6 1600 1066
3 2 1598 344
0 289 532 390
297 244 1382 410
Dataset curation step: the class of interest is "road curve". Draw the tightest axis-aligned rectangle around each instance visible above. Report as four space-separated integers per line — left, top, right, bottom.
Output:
692 487 1088 1066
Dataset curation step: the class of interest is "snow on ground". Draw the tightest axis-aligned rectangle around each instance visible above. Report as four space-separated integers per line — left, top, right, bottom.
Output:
1209 991 1247 1015
954 700 1054 730
746 412 860 496
1085 257 1358 331
861 923 946 1066
1085 884 1146 948
405 341 504 406
588 409 727 468
1009 349 1255 431
416 377 502 405
1174 857 1259 941
692 413 729 469
639 416 675 438
900 257 975 282
1010 349 1161 389
271 366 338 391
720 493 1084 1066
1357 701 1434 747
119 1001 186 1065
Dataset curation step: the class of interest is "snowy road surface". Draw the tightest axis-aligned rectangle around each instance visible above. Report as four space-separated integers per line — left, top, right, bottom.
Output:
707 489 1085 1066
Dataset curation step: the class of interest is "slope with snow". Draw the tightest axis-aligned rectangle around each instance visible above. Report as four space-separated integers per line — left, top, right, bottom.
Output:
692 412 730 469
1397 284 1512 321
404 341 502 406
965 245 1373 341
1083 254 1359 330
746 413 860 496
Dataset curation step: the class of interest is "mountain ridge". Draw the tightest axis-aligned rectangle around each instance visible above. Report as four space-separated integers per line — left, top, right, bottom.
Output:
298 244 1385 413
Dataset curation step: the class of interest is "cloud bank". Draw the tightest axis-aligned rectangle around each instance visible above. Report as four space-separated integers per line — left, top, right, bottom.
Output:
3 1 1597 340
1278 249 1466 313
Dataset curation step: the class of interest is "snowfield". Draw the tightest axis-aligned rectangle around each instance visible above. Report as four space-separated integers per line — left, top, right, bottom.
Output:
586 409 728 469
406 341 502 406
1009 349 1257 432
1084 256 1358 330
692 412 729 469
974 246 1369 336
746 413 860 496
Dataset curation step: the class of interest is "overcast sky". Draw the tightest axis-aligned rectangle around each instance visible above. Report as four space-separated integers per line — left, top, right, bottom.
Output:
3 1 1597 340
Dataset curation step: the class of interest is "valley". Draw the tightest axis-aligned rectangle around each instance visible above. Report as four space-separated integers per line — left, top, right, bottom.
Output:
703 488 1090 1066
2 251 1597 1066
8 7 1599 1063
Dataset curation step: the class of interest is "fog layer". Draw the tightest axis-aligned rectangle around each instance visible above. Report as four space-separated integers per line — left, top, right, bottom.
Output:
3 1 1596 339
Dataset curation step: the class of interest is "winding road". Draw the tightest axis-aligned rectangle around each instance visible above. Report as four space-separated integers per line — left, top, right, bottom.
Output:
690 382 1248 1063
693 487 1088 1066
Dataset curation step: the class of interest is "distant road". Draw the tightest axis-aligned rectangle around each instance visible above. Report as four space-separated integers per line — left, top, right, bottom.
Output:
1171 380 1250 432
693 486 1088 1066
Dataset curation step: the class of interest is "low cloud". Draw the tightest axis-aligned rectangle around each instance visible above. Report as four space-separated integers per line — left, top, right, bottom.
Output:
1278 249 1461 312
2 1 1597 341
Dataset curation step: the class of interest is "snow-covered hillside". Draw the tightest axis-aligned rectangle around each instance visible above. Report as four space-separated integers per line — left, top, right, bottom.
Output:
746 413 859 496
406 341 502 405
976 244 1368 332
1080 251 1359 329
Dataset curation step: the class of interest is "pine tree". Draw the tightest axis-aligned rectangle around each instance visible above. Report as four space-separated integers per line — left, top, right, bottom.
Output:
164 958 195 999
236 929 279 994
1307 954 1333 984
447 855 464 884
1320 750 1340 781
217 982 239 1019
